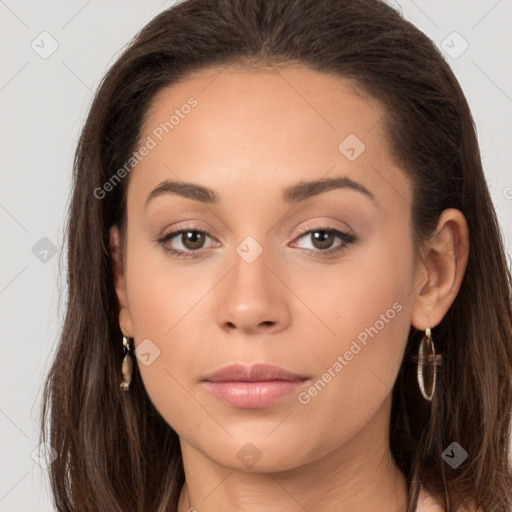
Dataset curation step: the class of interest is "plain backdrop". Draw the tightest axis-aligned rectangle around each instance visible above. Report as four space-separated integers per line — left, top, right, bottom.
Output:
1 1 511 510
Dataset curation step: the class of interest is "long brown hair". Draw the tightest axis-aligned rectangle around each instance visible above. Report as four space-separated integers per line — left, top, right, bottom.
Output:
40 0 512 510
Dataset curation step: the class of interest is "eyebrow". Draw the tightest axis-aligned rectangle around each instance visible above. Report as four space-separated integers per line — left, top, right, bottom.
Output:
283 176 375 203
144 176 375 209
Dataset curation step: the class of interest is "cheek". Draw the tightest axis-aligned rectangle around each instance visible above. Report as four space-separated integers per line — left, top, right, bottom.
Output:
292 225 413 345
292 228 414 412
123 237 222 427
124 230 210 339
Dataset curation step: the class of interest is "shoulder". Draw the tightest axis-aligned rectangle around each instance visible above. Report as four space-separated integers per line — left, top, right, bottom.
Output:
454 503 482 512
417 485 444 512
417 485 482 512
457 503 483 512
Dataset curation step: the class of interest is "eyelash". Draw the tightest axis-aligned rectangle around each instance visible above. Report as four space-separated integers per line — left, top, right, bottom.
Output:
157 224 356 260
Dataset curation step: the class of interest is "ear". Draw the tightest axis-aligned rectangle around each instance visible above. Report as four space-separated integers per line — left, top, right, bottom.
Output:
411 208 470 330
109 225 134 338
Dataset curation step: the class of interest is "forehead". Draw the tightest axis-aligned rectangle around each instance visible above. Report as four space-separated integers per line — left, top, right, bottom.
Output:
130 64 411 213
143 64 386 144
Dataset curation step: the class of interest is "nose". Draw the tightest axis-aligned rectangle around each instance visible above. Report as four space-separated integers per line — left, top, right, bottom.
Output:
216 246 291 335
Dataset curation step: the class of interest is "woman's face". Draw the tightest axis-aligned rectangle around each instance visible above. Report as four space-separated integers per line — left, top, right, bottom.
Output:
111 65 427 472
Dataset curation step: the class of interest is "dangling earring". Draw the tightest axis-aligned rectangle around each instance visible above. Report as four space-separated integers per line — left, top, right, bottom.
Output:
120 336 133 391
417 328 441 401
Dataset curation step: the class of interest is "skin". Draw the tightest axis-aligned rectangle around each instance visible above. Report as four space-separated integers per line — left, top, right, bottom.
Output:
110 64 469 512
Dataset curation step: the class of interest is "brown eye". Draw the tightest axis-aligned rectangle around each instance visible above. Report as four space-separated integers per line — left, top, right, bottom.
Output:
291 227 356 256
158 227 216 259
310 230 336 250
180 231 206 250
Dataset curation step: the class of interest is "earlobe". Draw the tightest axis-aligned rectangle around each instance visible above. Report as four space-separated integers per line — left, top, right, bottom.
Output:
411 209 470 330
109 225 134 337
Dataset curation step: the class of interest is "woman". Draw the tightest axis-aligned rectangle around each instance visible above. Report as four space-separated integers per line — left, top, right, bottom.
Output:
40 0 512 511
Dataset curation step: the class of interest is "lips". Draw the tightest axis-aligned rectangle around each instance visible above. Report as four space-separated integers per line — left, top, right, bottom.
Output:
202 363 309 383
201 363 310 408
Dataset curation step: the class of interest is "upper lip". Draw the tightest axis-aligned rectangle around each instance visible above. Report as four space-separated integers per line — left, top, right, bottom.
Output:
202 363 309 382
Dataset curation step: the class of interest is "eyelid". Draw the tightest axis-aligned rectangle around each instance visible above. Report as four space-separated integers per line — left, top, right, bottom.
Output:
293 217 354 236
295 222 348 237
158 220 218 241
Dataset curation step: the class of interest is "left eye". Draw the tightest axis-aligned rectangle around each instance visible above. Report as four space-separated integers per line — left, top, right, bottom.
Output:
292 228 354 252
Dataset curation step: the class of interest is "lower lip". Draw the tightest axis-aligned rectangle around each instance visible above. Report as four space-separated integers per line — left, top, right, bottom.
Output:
202 380 308 408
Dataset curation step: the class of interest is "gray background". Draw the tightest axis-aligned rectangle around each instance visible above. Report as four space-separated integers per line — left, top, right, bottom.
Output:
1 1 511 510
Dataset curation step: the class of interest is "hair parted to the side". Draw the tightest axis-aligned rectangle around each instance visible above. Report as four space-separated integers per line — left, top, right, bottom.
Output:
40 0 512 511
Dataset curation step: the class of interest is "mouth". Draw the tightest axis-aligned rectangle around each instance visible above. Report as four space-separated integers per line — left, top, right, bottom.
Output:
201 363 310 408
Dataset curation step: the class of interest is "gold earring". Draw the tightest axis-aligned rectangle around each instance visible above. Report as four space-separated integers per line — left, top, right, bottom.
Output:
417 328 441 401
120 336 133 391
